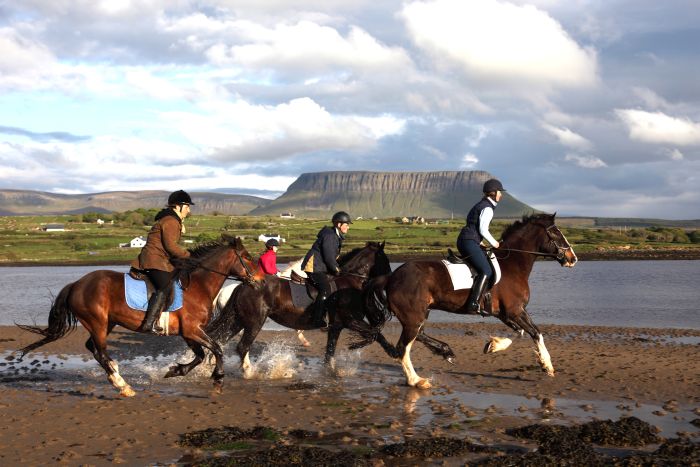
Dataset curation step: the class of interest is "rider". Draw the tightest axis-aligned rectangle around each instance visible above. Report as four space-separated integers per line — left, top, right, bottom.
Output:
132 190 194 333
258 238 280 276
301 211 352 328
457 179 504 314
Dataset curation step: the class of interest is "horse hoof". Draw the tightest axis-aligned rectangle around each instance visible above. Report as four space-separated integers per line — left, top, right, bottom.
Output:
120 386 136 397
164 365 181 378
416 378 432 390
446 357 455 365
212 382 223 395
483 342 493 354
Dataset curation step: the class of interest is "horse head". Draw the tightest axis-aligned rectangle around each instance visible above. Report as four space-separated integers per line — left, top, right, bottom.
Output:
502 213 577 267
531 213 578 267
221 235 258 281
339 241 391 279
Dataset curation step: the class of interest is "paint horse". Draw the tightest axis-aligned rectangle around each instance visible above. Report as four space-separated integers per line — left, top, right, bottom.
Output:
363 213 577 388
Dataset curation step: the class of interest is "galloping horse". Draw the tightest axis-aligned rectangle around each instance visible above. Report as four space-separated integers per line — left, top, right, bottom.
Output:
206 241 392 377
17 236 257 396
365 213 577 388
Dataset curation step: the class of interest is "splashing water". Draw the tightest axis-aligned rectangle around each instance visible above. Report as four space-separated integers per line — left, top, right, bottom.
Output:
254 340 297 379
330 349 362 377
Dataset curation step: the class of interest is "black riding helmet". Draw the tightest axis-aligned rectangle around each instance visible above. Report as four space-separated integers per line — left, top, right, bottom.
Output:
331 211 353 224
483 179 506 193
168 190 195 206
265 238 280 248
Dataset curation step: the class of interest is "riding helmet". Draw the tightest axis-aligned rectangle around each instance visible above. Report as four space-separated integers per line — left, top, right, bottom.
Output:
265 238 280 248
331 211 353 224
483 179 506 193
168 190 195 206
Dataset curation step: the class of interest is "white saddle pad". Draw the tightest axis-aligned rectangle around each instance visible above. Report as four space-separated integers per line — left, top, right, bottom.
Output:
440 252 501 291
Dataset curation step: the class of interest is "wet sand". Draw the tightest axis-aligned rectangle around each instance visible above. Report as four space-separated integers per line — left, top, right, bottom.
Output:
1 322 699 465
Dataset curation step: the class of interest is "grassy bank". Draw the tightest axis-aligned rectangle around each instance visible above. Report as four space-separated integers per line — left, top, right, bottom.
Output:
1 213 699 264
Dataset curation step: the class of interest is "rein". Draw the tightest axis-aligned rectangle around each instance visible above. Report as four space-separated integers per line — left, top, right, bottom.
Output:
193 248 256 282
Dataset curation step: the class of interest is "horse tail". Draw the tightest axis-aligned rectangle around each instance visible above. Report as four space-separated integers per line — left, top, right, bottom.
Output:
206 282 244 343
17 282 79 358
363 274 392 328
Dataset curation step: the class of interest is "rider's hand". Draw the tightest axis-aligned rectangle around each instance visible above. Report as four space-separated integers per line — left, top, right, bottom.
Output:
493 241 500 249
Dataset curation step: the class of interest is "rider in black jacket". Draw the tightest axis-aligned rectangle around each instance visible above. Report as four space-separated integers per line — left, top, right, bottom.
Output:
302 211 352 327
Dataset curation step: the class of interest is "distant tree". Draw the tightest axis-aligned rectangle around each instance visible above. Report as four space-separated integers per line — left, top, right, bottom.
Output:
689 230 700 243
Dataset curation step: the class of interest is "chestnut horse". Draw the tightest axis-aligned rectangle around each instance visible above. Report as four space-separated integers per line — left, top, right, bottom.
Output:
206 241 392 377
17 236 257 396
364 213 577 388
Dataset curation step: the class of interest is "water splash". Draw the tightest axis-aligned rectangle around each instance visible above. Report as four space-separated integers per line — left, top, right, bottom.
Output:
330 349 362 377
254 340 297 379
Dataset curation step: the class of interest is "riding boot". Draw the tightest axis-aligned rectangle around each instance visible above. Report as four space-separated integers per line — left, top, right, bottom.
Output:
466 275 488 315
311 294 328 329
139 290 168 334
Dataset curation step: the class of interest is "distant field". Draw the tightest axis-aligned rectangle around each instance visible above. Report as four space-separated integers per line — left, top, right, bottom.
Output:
0 213 698 264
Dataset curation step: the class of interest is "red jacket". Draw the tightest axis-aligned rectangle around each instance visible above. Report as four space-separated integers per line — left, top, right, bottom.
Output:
258 249 278 275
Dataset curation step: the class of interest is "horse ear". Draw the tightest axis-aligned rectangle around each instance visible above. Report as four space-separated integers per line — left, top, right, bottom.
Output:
234 237 242 248
380 240 385 250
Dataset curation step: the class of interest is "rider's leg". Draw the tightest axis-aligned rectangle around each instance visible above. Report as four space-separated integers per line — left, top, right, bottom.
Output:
308 272 331 328
139 269 171 334
459 240 493 314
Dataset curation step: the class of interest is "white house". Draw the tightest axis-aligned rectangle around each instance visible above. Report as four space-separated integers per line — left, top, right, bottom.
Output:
258 233 285 243
120 236 146 248
280 212 295 218
96 219 105 225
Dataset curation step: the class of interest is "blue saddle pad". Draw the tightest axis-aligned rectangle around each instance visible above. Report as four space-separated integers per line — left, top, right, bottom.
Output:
124 274 183 312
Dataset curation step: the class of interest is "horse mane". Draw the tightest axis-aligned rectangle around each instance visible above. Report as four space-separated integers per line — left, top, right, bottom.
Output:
338 241 381 267
174 235 240 273
501 213 554 241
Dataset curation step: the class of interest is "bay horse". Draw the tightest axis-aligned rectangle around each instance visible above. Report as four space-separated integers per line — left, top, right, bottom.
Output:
363 213 577 388
17 236 258 397
206 241 393 377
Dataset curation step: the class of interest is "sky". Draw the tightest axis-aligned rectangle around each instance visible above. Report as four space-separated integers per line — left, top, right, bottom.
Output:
0 0 699 219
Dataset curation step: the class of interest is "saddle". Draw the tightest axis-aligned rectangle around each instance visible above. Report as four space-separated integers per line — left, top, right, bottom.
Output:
128 267 177 309
288 271 339 309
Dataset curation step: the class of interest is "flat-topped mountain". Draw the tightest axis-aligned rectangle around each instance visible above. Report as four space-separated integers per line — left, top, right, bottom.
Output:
0 190 270 216
250 171 534 218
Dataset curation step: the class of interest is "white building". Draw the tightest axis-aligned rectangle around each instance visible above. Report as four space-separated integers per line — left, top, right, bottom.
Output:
43 223 65 232
258 233 285 243
120 236 147 248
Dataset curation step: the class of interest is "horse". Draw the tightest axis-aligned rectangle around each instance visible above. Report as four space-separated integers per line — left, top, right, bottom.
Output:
212 259 311 347
361 213 577 389
17 235 258 397
205 241 394 377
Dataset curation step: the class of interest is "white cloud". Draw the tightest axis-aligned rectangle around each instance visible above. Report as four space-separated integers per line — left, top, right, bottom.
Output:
616 109 700 146
460 153 479 168
542 123 592 150
0 28 56 75
162 96 405 161
401 0 598 88
565 153 607 168
206 21 413 77
664 148 684 161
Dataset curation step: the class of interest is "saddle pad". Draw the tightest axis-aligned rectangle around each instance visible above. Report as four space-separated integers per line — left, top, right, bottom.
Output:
289 281 314 309
440 252 501 291
124 274 184 312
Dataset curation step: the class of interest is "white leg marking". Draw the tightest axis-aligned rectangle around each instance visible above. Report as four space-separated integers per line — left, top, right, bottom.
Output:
241 352 254 379
485 336 513 353
534 334 555 377
108 361 135 397
400 340 432 389
297 330 311 347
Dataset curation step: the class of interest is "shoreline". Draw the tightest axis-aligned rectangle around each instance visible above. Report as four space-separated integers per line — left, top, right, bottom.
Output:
1 322 698 465
1 248 699 267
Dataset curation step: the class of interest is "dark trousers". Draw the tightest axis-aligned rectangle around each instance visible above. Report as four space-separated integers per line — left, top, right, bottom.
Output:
456 239 493 280
307 272 331 297
144 269 172 291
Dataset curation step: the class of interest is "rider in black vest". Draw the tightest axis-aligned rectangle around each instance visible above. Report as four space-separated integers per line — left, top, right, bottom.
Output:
301 211 352 328
457 179 505 314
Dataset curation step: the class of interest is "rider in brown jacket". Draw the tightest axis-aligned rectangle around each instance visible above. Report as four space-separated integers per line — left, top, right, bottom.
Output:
132 190 193 333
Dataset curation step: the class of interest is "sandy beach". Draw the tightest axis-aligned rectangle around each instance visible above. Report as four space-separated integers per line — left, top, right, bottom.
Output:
1 321 699 465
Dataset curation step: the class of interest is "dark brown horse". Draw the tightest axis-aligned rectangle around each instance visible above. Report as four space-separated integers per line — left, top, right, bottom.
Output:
206 241 393 377
363 213 577 388
17 236 258 396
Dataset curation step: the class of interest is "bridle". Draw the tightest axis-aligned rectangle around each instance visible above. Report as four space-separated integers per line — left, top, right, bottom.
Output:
196 247 256 282
496 224 572 261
